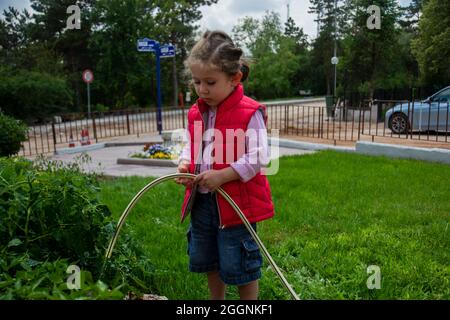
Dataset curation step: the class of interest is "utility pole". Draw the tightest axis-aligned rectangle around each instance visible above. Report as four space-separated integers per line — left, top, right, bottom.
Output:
333 0 337 98
287 2 290 21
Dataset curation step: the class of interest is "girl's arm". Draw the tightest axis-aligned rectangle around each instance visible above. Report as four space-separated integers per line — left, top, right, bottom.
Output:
175 131 192 187
230 109 269 182
194 110 269 190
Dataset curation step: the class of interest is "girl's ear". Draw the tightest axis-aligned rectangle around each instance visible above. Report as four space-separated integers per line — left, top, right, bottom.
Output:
231 71 243 86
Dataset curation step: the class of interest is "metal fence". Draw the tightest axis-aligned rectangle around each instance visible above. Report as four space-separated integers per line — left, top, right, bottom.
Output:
20 107 187 156
20 99 450 156
264 100 449 145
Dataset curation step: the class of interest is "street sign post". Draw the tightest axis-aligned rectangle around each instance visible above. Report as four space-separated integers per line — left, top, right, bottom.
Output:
82 69 94 119
137 38 176 134
160 44 175 58
137 38 157 52
155 45 162 134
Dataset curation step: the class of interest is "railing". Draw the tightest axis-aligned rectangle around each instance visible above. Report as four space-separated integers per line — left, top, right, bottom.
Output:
265 100 449 145
20 107 187 156
20 99 450 157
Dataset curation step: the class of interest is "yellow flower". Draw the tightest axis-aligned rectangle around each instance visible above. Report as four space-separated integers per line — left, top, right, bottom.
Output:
151 151 170 159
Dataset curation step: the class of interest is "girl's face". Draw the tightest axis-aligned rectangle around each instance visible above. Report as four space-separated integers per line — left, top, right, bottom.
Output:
190 63 241 108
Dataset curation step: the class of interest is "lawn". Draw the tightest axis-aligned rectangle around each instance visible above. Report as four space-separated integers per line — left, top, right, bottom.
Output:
99 150 450 300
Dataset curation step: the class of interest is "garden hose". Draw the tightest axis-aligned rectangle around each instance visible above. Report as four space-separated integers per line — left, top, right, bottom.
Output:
105 173 300 300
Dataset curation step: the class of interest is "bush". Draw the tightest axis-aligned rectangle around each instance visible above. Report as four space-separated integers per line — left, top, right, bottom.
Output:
0 113 28 157
0 253 124 300
0 156 155 298
0 67 73 123
0 156 112 272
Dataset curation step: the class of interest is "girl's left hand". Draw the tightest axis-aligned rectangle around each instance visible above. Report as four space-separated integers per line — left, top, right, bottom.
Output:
194 170 225 191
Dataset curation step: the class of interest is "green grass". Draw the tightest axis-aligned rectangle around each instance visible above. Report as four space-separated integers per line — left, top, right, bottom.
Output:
98 150 450 300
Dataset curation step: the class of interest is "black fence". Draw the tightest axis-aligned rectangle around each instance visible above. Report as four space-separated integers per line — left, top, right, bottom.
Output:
20 99 449 157
265 99 449 144
20 107 186 156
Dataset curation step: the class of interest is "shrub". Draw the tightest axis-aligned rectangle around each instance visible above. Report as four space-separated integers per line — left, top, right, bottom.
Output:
0 253 124 300
0 113 28 157
0 156 155 298
0 67 73 123
0 156 111 272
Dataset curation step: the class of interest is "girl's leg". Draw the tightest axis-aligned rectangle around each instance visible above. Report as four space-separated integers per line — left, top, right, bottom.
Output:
238 280 258 300
207 271 226 300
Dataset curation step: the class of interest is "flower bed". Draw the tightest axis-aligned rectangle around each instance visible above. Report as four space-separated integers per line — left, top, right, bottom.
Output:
130 143 182 160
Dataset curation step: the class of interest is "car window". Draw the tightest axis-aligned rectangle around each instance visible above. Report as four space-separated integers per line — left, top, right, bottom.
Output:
433 88 450 103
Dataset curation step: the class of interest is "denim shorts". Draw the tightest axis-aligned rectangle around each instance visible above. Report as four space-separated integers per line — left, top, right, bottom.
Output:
186 192 263 286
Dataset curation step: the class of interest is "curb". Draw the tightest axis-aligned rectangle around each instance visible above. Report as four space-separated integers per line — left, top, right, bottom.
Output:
269 137 355 153
269 137 449 164
356 141 450 165
117 158 178 167
55 143 106 155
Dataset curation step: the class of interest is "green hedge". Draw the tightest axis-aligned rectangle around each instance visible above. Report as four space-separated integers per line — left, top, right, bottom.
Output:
0 113 28 157
0 67 73 123
0 157 155 299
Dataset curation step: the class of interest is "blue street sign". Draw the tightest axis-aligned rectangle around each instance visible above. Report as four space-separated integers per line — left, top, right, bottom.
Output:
137 38 175 134
137 38 157 52
155 45 163 134
160 44 175 58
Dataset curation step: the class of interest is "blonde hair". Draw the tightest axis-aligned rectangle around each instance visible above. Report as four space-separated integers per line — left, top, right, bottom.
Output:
186 30 249 81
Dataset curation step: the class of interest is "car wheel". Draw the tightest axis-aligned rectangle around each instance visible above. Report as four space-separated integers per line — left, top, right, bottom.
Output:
389 112 409 134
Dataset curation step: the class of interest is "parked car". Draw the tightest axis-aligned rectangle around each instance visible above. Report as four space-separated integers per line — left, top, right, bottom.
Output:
386 86 450 134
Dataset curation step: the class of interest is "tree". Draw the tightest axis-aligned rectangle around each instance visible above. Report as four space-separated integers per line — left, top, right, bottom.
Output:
29 0 96 112
0 7 32 68
411 0 450 89
284 17 311 95
308 0 344 95
339 0 404 99
0 66 73 122
149 0 219 107
232 12 300 99
400 0 424 33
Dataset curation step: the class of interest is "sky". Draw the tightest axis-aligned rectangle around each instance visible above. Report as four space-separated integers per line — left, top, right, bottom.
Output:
1 0 413 40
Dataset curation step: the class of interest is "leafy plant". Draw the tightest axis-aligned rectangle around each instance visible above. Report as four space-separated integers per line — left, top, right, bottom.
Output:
0 253 124 300
0 113 28 157
0 156 156 299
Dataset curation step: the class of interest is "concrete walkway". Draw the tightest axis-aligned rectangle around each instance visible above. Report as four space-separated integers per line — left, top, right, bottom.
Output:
50 135 315 178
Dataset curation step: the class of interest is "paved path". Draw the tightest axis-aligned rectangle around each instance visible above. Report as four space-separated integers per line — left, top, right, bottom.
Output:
50 137 315 178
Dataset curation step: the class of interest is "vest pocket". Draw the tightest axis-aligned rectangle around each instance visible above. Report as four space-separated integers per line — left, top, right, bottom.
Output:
239 183 251 209
241 238 262 273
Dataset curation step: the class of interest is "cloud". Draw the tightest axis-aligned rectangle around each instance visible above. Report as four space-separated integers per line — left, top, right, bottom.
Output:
198 0 413 40
227 0 280 15
0 0 31 14
198 0 319 40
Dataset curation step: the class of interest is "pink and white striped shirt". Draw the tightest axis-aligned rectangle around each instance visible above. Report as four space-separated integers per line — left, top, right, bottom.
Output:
180 108 269 193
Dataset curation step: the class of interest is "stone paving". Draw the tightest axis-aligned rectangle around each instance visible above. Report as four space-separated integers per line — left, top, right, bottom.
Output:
49 134 315 178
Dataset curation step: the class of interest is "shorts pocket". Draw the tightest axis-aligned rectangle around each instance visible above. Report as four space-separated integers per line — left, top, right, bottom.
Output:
241 238 262 273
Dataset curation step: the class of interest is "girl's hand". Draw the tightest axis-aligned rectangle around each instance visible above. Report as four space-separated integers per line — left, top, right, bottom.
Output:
175 160 193 188
194 170 225 191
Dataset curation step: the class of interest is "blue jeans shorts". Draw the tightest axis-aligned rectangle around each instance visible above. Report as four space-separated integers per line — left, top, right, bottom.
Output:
186 192 263 286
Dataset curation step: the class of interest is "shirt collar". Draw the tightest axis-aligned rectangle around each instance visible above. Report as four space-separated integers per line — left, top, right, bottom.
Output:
197 83 244 114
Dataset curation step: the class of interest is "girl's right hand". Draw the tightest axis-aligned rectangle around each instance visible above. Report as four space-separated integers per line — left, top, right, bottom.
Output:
175 160 193 188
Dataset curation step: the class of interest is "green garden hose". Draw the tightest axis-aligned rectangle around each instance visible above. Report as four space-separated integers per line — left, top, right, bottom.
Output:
105 173 300 300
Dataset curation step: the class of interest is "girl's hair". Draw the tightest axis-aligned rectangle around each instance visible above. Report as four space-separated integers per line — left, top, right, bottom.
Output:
186 30 250 82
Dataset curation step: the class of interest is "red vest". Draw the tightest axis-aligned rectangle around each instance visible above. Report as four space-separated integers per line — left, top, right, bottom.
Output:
180 84 275 228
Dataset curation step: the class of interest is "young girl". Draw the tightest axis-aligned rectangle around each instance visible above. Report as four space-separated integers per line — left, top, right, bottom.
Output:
175 30 274 300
